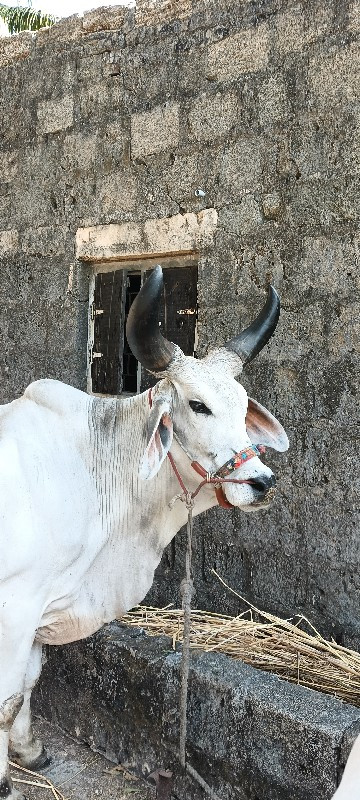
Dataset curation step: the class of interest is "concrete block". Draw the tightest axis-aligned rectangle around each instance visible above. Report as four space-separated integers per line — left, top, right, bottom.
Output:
34 624 360 800
0 31 32 69
21 226 66 257
98 170 138 215
274 7 307 55
100 122 128 169
301 236 355 292
0 229 18 257
164 150 220 206
349 0 360 31
0 151 18 182
258 75 288 126
188 91 238 142
76 221 143 262
219 139 262 199
207 23 269 82
0 196 11 230
79 84 110 122
275 5 329 55
75 52 106 85
42 14 83 43
37 95 74 135
309 41 360 106
220 198 263 236
328 302 360 356
131 103 180 158
262 192 282 220
62 133 97 171
145 207 217 250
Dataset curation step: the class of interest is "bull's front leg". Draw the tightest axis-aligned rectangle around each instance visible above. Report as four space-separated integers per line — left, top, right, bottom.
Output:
9 642 50 771
0 696 24 799
0 603 41 799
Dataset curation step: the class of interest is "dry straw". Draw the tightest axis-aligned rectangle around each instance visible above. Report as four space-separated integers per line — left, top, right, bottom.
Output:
123 571 360 707
9 760 68 799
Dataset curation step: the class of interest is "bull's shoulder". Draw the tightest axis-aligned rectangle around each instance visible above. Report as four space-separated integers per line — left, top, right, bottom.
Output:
23 379 90 417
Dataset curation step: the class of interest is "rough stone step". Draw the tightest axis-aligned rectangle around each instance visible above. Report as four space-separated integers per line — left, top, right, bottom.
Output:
11 718 153 800
34 624 360 800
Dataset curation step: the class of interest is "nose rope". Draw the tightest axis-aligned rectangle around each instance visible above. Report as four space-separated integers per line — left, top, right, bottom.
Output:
167 450 262 509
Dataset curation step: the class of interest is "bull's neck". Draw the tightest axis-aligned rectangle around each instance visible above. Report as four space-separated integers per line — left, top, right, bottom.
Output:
87 391 217 551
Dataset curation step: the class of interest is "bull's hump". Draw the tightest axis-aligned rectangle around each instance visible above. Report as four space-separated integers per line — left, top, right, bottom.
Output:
23 379 91 416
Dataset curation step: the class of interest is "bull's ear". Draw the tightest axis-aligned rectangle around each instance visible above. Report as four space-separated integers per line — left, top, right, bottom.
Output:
139 395 173 480
246 397 289 452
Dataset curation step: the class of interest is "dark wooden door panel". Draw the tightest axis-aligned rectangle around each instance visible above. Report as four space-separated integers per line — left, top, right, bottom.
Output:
91 270 126 395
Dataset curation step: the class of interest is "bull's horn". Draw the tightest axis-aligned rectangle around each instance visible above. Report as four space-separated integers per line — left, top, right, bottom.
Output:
126 266 177 372
224 285 280 365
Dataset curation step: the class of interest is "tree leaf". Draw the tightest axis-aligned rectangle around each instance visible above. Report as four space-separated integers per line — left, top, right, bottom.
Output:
0 3 56 34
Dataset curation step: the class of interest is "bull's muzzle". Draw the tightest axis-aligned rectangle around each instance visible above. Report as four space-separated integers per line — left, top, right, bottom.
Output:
251 474 277 504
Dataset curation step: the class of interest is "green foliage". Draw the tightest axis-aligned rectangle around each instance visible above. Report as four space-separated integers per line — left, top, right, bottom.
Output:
0 3 56 34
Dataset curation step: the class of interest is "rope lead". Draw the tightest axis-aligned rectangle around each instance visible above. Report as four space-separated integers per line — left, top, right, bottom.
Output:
179 496 194 770
178 500 222 800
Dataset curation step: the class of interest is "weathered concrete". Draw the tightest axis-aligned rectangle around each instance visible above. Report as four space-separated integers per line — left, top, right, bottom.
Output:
75 209 218 261
0 0 359 707
33 624 360 800
12 717 153 800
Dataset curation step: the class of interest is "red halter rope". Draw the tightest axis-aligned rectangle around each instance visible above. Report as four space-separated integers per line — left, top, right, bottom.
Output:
148 389 265 510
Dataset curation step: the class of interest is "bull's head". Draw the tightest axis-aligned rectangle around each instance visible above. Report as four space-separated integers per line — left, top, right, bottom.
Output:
126 266 288 512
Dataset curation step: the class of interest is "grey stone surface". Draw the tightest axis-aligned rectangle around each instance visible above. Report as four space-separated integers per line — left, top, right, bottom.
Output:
33 624 360 800
11 717 153 799
0 0 359 759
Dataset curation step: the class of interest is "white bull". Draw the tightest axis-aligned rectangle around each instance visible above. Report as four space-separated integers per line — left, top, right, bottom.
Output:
332 734 360 799
0 267 290 799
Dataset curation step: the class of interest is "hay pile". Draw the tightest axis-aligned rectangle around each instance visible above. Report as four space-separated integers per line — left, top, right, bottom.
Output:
123 573 360 707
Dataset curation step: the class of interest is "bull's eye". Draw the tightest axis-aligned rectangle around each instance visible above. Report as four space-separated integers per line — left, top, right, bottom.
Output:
189 400 212 415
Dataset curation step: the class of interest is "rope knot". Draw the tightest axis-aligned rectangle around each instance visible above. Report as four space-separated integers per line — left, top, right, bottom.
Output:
180 577 195 604
185 492 195 510
168 491 186 509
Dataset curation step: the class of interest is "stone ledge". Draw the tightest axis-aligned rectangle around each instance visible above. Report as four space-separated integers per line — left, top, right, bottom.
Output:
0 0 191 68
0 5 133 67
75 209 218 262
131 102 180 158
37 95 74 135
34 624 360 800
206 22 269 82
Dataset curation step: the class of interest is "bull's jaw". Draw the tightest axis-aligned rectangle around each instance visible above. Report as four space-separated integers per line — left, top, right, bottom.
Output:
241 483 277 512
220 459 277 512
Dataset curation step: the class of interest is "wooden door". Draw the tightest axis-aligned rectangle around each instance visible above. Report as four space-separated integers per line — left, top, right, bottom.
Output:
91 270 127 395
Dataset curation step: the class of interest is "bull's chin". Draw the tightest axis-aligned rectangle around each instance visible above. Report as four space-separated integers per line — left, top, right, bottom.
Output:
239 488 277 513
241 498 274 513
224 485 277 512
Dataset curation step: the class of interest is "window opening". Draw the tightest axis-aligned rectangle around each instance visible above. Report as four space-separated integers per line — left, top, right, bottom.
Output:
89 260 198 397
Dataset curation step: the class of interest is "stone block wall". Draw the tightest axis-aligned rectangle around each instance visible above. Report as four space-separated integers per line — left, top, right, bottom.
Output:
0 0 359 645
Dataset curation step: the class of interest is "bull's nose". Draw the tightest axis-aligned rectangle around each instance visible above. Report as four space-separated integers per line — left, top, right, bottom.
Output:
252 474 276 496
